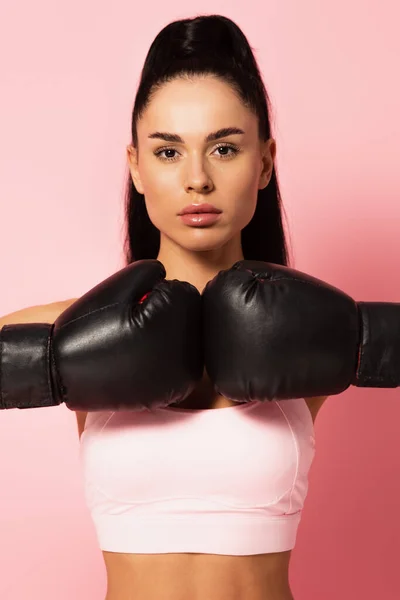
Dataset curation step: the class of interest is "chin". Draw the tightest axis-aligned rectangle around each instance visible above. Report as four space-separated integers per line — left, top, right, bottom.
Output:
177 237 232 253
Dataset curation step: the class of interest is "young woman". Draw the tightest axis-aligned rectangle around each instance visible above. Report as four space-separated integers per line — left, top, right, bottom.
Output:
1 14 330 600
82 13 329 600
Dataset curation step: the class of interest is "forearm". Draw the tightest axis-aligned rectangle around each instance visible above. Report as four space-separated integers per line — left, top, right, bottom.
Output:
0 299 78 410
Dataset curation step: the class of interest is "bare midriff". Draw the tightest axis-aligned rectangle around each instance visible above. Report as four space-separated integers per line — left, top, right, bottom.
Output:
103 549 294 600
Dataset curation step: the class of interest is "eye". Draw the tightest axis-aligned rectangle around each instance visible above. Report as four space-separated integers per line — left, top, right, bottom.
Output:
214 144 239 158
154 143 240 162
154 148 180 162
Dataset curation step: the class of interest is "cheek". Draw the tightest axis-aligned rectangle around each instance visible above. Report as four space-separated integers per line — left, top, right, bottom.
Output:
222 157 260 195
142 188 178 234
140 162 171 195
139 167 174 222
226 170 259 219
232 196 258 229
144 195 169 230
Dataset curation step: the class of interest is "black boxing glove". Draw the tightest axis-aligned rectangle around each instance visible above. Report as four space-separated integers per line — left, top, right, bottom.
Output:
202 260 400 402
1 260 203 411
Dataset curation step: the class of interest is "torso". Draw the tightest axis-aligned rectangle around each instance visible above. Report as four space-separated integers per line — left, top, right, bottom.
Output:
99 369 327 600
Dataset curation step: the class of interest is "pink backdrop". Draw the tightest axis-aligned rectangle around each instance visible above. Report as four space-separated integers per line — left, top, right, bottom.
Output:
1 1 399 598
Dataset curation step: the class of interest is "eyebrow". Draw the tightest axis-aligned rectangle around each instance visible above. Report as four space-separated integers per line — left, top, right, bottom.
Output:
147 127 245 144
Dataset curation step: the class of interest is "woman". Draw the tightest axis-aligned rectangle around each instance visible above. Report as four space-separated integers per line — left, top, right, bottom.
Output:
1 13 329 600
79 13 328 600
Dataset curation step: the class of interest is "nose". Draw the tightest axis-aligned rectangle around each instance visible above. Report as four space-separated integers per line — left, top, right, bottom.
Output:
185 181 213 193
184 161 214 194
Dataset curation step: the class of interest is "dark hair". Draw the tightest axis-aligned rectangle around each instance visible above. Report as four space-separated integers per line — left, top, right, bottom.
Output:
123 14 292 267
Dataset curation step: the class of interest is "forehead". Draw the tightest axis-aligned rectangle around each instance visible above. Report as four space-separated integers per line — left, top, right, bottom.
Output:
137 77 256 138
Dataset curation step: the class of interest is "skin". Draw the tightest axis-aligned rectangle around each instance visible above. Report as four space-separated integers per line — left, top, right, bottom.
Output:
127 74 276 294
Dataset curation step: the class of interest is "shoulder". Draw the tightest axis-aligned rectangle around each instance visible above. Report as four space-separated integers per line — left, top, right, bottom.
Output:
56 298 79 310
40 298 78 323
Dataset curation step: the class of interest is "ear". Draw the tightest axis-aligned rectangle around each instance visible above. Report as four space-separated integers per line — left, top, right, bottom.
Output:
258 138 276 190
126 145 145 194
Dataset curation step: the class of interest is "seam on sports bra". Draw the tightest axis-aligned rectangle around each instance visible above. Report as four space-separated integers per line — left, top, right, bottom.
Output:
83 485 296 509
99 410 117 433
273 400 299 515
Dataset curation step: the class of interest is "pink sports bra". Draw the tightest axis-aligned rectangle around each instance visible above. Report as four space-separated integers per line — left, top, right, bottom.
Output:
79 398 316 555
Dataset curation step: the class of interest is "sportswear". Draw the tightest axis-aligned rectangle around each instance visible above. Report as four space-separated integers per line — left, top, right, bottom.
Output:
0 260 203 411
79 397 315 554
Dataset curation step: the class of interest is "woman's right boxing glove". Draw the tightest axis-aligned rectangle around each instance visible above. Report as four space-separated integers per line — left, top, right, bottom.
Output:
0 260 203 412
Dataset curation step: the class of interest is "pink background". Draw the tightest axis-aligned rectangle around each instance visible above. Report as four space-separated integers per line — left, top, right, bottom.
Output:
1 1 400 598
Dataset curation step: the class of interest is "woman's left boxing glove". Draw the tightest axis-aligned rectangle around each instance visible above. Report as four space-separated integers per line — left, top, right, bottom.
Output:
1 259 203 411
202 260 400 402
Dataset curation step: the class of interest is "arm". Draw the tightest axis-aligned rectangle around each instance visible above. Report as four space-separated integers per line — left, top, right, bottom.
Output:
0 299 86 437
0 301 78 328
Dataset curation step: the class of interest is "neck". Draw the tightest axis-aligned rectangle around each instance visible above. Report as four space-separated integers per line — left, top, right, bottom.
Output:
156 234 244 293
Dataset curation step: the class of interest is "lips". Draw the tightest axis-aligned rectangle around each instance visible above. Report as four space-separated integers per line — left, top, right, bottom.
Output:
179 212 222 227
178 203 222 215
